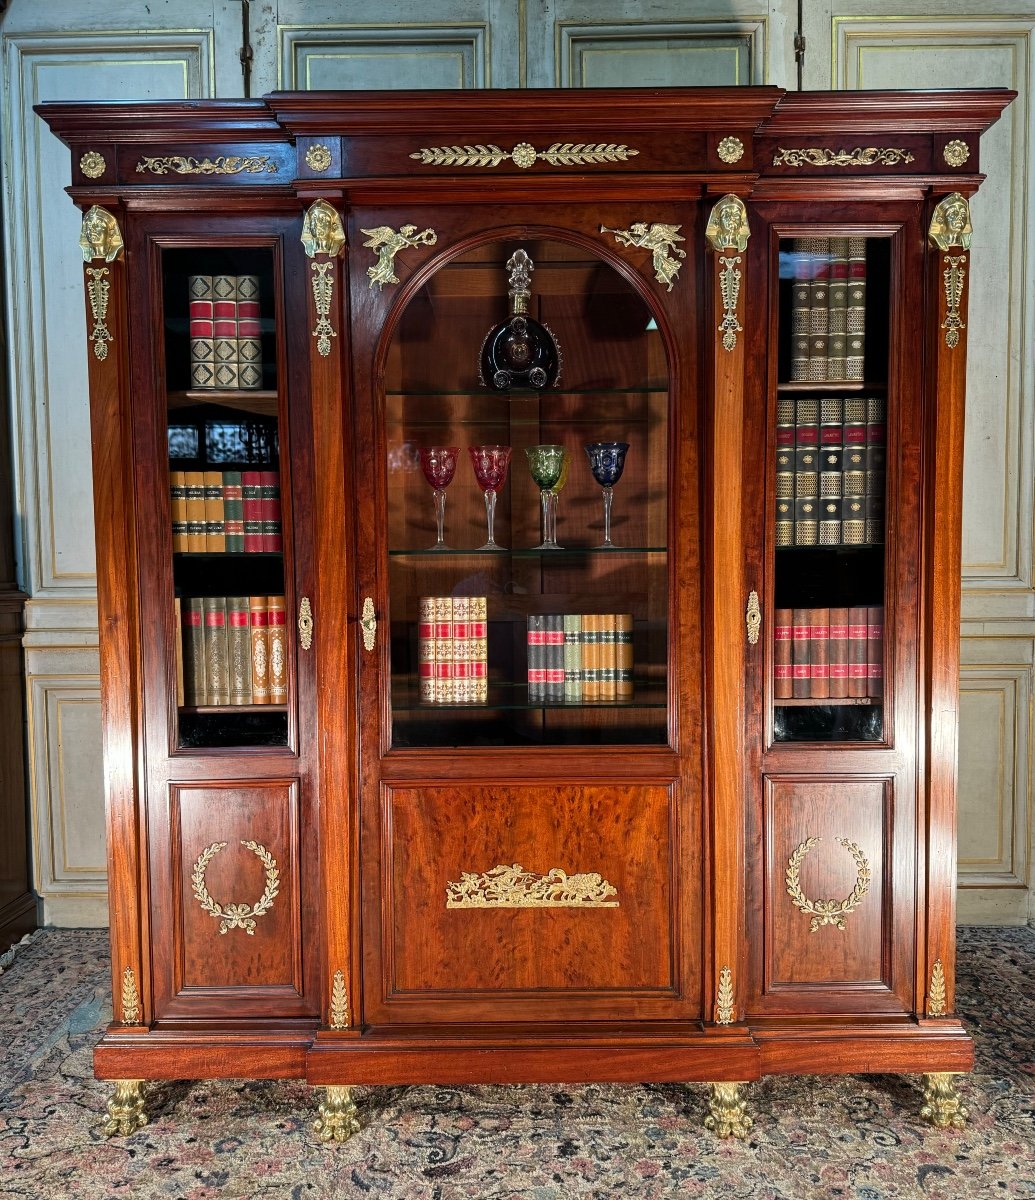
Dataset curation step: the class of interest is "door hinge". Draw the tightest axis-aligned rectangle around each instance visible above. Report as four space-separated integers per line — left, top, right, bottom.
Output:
239 0 254 98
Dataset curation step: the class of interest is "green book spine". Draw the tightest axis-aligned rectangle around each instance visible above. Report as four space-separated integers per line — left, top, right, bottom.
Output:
223 471 244 553
203 596 230 706
563 614 582 703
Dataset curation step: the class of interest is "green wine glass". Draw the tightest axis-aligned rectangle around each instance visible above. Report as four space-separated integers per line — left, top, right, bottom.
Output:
526 444 566 549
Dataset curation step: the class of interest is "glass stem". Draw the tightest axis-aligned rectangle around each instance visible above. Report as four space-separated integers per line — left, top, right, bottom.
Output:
602 486 614 546
484 488 497 547
433 488 447 547
546 490 559 545
540 489 550 545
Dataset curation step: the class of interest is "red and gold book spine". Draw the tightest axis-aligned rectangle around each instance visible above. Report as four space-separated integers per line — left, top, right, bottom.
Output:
433 596 453 704
249 596 270 704
527 615 546 703
418 596 435 703
259 470 282 552
810 607 830 700
792 608 811 699
203 596 230 705
227 596 252 705
828 606 849 699
184 471 207 553
170 470 189 553
236 275 262 389
615 612 633 701
189 275 215 389
203 469 226 553
242 471 263 552
848 605 868 698
867 605 884 699
212 274 239 389
267 595 288 704
470 596 487 704
451 595 471 704
774 607 793 699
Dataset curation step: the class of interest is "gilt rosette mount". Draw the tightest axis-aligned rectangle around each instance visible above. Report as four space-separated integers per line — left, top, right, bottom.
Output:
479 249 561 391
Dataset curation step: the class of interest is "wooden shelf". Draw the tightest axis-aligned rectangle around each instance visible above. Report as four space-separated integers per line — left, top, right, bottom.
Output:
776 382 888 393
180 704 288 714
774 697 877 707
169 389 278 416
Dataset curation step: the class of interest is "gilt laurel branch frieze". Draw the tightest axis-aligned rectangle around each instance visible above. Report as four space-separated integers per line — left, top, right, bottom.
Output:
785 836 871 932
191 840 280 934
446 863 619 908
410 142 638 169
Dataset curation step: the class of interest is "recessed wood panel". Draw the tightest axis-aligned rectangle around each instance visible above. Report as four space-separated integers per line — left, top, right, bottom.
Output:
172 782 301 995
384 784 678 1000
764 777 890 993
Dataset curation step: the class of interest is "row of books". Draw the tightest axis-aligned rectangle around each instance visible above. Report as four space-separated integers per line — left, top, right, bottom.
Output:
776 394 885 547
176 595 287 708
789 237 867 383
528 614 633 703
418 596 488 704
189 274 264 390
170 470 282 553
775 606 883 700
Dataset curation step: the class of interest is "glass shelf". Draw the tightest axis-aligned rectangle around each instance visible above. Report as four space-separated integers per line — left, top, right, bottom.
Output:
387 387 667 398
180 704 288 714
393 682 667 712
776 381 887 393
388 546 666 558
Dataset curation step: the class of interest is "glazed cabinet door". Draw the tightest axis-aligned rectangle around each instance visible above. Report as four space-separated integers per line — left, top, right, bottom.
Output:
128 211 320 1022
348 202 704 1025
744 201 926 1017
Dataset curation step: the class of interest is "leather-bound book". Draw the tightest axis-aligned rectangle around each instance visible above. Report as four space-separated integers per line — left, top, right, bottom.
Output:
848 606 868 698
581 615 599 702
775 396 795 546
792 608 811 699
794 397 819 545
774 607 793 700
826 237 849 380
237 275 262 390
810 607 830 700
259 470 282 552
249 595 270 704
546 614 565 704
846 237 867 381
527 614 546 704
615 612 634 701
598 614 616 703
227 596 252 705
433 596 452 704
867 605 884 699
807 239 830 381
790 238 811 381
242 471 263 552
451 596 471 704
267 595 288 704
170 470 189 552
183 597 206 706
563 614 582 703
818 397 842 544
776 498 794 548
188 275 215 389
173 597 184 707
203 470 226 553
470 596 488 704
223 471 244 552
828 606 849 699
203 596 230 705
418 596 435 703
865 396 886 544
841 397 867 544
212 274 239 389
184 471 207 553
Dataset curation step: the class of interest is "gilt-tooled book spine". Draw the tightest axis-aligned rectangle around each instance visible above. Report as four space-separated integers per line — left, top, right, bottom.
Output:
818 396 843 545
807 238 830 381
775 395 795 548
267 595 287 704
184 471 207 553
792 608 811 699
469 596 487 704
615 612 634 701
203 470 226 553
170 470 189 553
774 608 793 700
203 596 230 705
183 597 206 706
236 275 263 389
841 396 867 546
846 237 867 381
794 397 819 546
227 596 252 705
580 614 598 702
810 607 830 700
223 471 245 553
848 606 868 699
546 614 565 704
418 596 435 703
212 274 239 389
527 614 546 704
242 471 264 552
260 470 282 552
189 275 215 389
249 595 270 704
867 605 884 699
563 614 582 703
433 596 453 704
865 395 886 545
790 238 810 382
827 237 849 381
829 606 849 699
451 596 471 704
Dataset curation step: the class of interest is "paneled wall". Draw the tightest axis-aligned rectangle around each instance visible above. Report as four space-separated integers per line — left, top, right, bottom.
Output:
2 0 1031 924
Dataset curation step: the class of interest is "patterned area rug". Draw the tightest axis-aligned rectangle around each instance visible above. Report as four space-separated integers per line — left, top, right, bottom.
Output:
0 927 1032 1199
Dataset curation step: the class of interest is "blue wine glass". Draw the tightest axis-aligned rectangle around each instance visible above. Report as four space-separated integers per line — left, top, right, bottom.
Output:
584 442 629 549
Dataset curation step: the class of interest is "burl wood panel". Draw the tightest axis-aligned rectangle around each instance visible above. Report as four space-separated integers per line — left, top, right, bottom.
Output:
765 777 889 993
173 781 301 994
385 784 677 998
